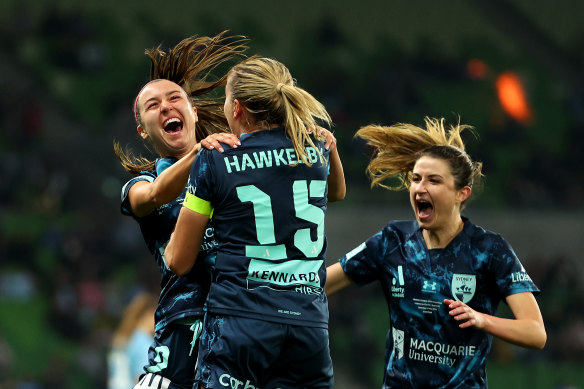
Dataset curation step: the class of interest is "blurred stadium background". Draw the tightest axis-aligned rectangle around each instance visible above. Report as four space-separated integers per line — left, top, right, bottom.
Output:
1 0 583 387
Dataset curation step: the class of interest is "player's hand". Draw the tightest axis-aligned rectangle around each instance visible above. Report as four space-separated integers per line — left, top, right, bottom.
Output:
316 126 337 151
444 299 486 329
200 133 241 153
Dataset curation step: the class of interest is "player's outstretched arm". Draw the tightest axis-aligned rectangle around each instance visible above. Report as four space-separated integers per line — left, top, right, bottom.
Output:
128 133 239 218
128 145 200 218
326 263 354 296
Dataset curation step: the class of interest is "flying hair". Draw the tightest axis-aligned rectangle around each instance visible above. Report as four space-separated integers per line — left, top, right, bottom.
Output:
356 117 483 192
115 31 249 174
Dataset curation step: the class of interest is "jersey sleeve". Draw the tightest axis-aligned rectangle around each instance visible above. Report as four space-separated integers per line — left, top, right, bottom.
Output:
489 234 540 298
120 173 155 216
184 150 213 216
339 230 386 285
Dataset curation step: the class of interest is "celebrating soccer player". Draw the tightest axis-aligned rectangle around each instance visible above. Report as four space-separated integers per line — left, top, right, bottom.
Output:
326 117 546 388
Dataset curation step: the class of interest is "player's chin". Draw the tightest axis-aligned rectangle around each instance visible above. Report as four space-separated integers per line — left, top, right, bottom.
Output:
416 217 434 230
414 208 435 228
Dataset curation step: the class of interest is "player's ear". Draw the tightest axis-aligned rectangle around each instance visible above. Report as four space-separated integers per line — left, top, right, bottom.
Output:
457 186 471 204
137 125 149 140
233 99 244 118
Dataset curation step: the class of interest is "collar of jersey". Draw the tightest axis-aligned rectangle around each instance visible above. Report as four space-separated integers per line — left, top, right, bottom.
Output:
239 126 285 142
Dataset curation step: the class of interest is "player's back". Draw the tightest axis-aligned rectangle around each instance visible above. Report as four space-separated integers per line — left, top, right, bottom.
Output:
193 127 331 327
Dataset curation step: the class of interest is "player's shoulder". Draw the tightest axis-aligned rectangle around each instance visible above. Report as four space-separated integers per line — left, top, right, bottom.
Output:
368 220 419 248
122 172 155 195
462 218 508 251
194 148 222 171
384 220 419 237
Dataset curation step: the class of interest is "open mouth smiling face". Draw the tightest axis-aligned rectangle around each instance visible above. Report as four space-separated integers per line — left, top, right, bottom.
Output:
136 79 199 157
163 117 184 134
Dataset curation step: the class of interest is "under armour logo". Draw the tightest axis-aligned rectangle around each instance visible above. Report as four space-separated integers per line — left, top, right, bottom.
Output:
423 280 437 291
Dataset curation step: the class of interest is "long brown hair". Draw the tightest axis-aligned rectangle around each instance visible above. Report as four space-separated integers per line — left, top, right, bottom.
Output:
115 31 248 174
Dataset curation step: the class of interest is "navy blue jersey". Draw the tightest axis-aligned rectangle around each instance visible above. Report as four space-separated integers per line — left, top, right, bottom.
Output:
339 218 540 389
121 157 217 331
185 127 330 328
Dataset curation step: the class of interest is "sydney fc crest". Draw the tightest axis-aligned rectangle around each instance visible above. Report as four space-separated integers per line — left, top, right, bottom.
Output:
451 274 476 303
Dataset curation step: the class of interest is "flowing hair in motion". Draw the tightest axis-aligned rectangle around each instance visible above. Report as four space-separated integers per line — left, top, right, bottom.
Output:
115 31 248 174
356 117 483 207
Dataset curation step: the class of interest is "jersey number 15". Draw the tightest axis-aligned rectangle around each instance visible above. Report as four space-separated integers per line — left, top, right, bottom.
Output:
236 180 326 260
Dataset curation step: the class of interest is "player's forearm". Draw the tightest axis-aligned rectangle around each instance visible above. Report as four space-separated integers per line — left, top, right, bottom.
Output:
481 314 547 349
165 207 209 276
325 263 354 296
165 228 201 277
150 145 200 205
327 148 346 202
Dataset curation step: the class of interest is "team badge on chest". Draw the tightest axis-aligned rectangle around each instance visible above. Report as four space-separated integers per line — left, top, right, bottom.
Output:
451 274 476 303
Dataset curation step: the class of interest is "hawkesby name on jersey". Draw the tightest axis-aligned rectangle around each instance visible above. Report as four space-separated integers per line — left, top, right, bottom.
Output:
223 146 325 174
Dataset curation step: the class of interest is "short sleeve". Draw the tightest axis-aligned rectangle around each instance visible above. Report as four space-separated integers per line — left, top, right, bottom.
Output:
489 235 540 298
120 173 155 216
339 230 386 285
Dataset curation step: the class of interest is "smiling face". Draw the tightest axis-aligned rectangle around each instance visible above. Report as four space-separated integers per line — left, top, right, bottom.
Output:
409 156 469 231
136 79 198 158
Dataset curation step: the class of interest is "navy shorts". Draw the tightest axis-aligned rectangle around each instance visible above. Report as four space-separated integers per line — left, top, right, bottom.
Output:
196 314 333 389
137 318 203 389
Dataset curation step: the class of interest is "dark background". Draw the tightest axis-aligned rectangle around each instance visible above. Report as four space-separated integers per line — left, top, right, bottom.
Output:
1 0 583 387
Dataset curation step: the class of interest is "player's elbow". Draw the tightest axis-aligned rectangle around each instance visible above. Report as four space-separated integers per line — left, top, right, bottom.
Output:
167 258 191 277
525 321 547 350
532 325 547 350
328 186 346 202
165 249 192 277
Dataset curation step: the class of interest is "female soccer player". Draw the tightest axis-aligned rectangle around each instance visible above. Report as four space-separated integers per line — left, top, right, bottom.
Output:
115 32 245 389
326 117 546 388
164 57 345 389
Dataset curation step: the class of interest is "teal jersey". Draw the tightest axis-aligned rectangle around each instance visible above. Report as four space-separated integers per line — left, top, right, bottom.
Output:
339 218 540 389
186 127 331 328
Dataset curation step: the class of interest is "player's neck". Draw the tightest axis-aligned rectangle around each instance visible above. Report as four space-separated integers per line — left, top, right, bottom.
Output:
422 218 464 250
245 122 280 133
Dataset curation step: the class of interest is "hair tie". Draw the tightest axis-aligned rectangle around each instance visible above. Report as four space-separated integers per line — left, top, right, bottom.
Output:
276 82 285 93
